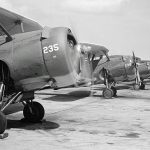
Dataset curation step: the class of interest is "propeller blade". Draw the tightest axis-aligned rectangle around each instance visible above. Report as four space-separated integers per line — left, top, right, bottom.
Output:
132 51 137 67
68 17 79 43
132 51 141 85
67 18 95 87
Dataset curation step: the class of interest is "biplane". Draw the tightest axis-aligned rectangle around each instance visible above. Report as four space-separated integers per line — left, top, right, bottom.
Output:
0 8 110 135
0 7 81 134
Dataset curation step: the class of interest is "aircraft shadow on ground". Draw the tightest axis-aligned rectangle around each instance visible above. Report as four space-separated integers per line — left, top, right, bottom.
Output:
114 95 150 101
92 90 150 100
37 90 91 102
7 119 59 131
92 85 150 91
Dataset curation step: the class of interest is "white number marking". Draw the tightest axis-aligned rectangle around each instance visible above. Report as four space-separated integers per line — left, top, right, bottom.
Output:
43 44 59 54
53 44 59 51
43 47 48 54
48 45 53 53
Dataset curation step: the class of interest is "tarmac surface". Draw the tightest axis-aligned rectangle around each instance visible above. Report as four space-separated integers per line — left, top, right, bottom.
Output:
1 84 150 150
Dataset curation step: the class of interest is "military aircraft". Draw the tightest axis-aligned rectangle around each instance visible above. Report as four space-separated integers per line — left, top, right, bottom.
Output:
137 60 150 86
92 54 150 98
0 8 111 135
48 43 110 89
76 43 109 83
76 43 150 99
0 7 83 134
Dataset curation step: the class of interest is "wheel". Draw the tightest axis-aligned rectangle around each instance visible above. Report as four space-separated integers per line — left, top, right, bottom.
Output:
0 111 7 134
111 86 117 97
140 82 145 90
133 84 140 90
102 88 114 99
23 101 45 123
54 87 58 90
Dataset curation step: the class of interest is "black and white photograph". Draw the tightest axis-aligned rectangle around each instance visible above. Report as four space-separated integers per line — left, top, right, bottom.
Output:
0 0 150 149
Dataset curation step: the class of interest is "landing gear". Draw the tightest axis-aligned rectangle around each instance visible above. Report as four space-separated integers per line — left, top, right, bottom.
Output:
111 86 117 97
102 87 117 99
133 82 145 90
101 68 117 99
0 111 7 134
0 91 22 134
0 83 5 101
0 82 7 134
102 88 114 99
23 101 45 123
0 86 45 134
133 84 140 90
140 82 145 90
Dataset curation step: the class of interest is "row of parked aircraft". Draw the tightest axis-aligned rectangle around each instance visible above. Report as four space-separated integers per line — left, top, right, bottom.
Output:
78 43 150 98
0 7 149 135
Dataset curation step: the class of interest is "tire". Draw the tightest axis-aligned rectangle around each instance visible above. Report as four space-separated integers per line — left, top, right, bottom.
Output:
133 84 140 90
0 111 7 134
140 83 145 90
111 86 117 97
23 102 45 123
102 88 113 99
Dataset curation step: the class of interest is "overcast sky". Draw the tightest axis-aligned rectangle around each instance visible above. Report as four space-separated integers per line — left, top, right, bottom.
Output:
1 0 150 59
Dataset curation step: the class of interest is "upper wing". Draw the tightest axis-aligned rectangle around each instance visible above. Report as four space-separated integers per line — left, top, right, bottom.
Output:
0 7 43 36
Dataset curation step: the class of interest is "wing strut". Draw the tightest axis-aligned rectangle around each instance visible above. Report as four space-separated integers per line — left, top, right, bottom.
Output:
0 23 13 42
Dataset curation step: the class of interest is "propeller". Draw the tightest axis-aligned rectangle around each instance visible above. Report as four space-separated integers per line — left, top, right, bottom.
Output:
67 18 81 76
132 51 141 86
79 44 96 96
74 43 93 85
68 18 93 85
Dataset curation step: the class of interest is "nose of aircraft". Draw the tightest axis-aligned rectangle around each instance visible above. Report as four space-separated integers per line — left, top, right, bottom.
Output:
66 34 81 80
41 27 81 87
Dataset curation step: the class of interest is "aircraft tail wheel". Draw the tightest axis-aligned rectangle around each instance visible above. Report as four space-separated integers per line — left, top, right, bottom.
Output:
0 111 7 134
102 88 113 99
140 83 145 90
23 102 45 123
111 87 117 97
133 84 140 90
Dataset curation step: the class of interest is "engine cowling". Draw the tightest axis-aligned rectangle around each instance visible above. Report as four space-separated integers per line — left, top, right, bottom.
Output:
41 27 80 88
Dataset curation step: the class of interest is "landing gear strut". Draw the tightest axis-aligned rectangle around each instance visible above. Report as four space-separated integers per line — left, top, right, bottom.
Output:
0 111 7 134
111 86 117 97
101 68 117 99
0 90 22 134
0 82 7 134
140 82 145 90
23 101 45 123
0 85 45 134
133 82 145 90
